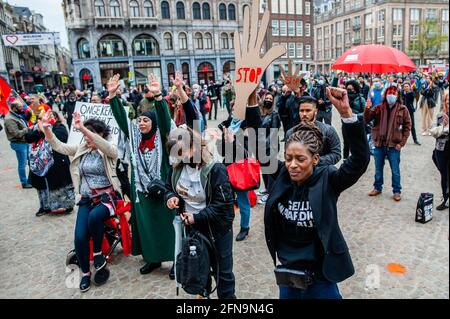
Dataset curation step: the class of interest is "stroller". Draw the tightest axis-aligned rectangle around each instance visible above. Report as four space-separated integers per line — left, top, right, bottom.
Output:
65 192 132 285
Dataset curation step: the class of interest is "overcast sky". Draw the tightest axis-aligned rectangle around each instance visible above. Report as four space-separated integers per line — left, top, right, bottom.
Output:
9 0 69 49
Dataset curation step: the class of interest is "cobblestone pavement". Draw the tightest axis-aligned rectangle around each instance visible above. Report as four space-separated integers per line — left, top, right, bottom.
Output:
0 105 448 299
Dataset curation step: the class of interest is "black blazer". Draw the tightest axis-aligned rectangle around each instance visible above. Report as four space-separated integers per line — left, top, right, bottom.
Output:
264 119 370 283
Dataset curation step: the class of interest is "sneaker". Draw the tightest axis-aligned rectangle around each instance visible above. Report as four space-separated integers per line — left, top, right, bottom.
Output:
436 200 449 211
256 189 268 196
93 254 106 271
93 267 110 286
368 189 382 196
421 131 427 136
35 208 50 217
79 274 91 292
22 183 32 189
257 194 269 204
235 227 249 242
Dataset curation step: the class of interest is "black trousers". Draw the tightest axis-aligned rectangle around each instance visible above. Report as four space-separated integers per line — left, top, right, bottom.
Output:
208 98 219 120
116 160 131 199
433 141 449 201
317 110 332 125
408 109 418 142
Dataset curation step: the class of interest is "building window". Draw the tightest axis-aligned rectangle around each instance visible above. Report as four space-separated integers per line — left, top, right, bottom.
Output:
305 45 311 58
393 8 402 22
289 43 295 58
393 40 402 50
144 1 154 17
228 4 236 20
365 29 372 42
129 1 139 17
288 21 295 36
305 23 311 36
280 20 287 36
279 0 286 14
426 9 437 20
193 2 201 19
94 0 105 16
393 25 402 36
78 38 91 59
195 32 203 49
271 0 279 14
204 32 213 49
365 13 372 27
202 3 210 20
305 1 310 15
182 63 190 86
176 2 185 19
378 25 385 38
167 63 175 84
221 33 229 49
230 32 234 49
223 60 235 75
297 43 303 58
410 9 420 22
179 32 188 50
219 3 227 20
98 35 127 57
161 1 170 19
378 10 385 22
164 32 173 50
281 42 287 58
272 20 279 36
110 0 121 17
296 21 302 36
442 10 449 36
133 34 160 56
197 62 215 84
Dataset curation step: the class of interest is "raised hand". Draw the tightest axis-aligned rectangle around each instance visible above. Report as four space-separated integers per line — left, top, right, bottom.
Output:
173 72 184 88
233 0 286 119
41 110 55 127
147 73 161 95
279 59 306 92
72 112 84 130
107 74 120 97
326 87 353 118
366 97 372 109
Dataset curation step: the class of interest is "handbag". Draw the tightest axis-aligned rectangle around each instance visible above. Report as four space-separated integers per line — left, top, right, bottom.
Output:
226 158 260 191
415 193 433 224
145 179 167 198
274 265 314 290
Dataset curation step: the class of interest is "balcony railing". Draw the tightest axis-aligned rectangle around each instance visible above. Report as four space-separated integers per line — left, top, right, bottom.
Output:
352 38 361 44
94 17 125 28
352 23 361 30
66 19 90 30
129 17 158 28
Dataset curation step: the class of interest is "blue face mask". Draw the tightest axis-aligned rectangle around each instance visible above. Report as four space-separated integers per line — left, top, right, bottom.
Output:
318 80 324 86
374 82 381 89
386 94 397 105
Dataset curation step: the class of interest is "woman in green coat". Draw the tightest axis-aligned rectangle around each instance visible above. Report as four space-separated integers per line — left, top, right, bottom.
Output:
107 74 175 277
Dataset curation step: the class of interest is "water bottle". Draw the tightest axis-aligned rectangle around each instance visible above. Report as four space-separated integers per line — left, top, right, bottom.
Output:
189 245 197 257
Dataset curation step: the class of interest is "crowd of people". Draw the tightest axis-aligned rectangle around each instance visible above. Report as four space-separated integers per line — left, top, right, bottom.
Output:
0 67 448 299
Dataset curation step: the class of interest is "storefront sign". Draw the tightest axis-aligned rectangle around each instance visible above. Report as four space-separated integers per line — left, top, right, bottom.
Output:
2 32 60 46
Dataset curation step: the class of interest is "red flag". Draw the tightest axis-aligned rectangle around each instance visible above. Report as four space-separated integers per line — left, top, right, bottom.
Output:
0 76 12 115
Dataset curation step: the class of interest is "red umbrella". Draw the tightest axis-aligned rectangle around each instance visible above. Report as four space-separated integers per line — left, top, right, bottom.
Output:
332 45 417 74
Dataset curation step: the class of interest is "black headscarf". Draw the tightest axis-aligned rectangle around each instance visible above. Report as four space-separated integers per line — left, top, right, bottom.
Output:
139 110 158 140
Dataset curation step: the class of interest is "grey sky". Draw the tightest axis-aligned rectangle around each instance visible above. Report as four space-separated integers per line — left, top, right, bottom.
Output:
9 0 69 49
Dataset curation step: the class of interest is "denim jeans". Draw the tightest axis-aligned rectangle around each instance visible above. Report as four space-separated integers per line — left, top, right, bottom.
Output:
236 190 250 228
74 200 110 273
279 281 342 299
373 146 402 194
10 142 29 185
209 228 236 299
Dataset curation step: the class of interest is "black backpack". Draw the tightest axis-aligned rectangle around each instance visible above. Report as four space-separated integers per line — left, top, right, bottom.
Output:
176 228 218 298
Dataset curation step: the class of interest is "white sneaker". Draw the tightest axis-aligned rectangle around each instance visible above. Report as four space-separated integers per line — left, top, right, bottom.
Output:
256 189 268 196
421 131 427 136
257 194 269 204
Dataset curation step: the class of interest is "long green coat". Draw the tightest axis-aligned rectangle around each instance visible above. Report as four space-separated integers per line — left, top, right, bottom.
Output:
110 96 175 263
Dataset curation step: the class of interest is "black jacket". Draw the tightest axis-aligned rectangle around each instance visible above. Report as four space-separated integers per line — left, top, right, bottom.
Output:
165 162 234 238
25 124 73 190
402 91 416 113
312 85 332 112
420 85 438 108
264 119 370 283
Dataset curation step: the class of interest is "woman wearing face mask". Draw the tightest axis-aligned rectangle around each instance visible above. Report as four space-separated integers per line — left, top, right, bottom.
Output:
40 110 120 292
258 93 281 204
364 86 411 201
419 77 439 135
402 82 421 145
343 80 366 159
265 87 370 299
165 126 236 299
108 74 176 278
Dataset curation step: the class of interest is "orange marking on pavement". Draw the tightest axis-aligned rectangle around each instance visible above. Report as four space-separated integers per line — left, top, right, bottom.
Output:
386 263 407 274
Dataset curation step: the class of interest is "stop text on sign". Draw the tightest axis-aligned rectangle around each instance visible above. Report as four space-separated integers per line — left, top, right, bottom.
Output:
236 67 263 84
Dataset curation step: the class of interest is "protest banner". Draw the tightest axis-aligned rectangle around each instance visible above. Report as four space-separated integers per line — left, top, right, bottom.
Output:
67 102 128 146
2 32 60 47
232 0 286 119
279 59 307 92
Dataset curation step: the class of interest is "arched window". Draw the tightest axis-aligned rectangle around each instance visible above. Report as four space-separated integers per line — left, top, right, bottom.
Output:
176 2 185 19
219 3 227 20
98 35 127 57
94 0 105 16
182 63 190 85
220 33 229 49
193 2 201 19
197 62 215 84
223 60 235 75
179 32 188 50
80 69 93 89
228 4 236 20
164 32 173 50
129 0 140 17
78 38 91 59
167 63 175 84
194 32 203 49
144 0 154 17
204 32 213 49
161 1 170 19
202 3 210 20
133 34 160 56
110 0 121 17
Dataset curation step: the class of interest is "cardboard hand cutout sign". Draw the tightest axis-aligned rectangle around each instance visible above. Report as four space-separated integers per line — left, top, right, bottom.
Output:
233 0 286 119
280 59 307 92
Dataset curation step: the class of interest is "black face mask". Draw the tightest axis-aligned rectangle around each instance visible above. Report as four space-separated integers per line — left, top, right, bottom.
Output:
347 91 358 102
263 100 273 109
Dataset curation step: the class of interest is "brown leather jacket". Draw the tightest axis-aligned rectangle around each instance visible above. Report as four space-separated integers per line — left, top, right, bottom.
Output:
364 102 411 148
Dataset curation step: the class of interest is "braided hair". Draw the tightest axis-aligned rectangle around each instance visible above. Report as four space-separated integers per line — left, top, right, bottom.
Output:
286 121 324 155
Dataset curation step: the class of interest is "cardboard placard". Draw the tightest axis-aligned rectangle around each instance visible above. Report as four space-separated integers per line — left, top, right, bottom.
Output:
279 59 307 92
67 102 128 146
233 0 286 119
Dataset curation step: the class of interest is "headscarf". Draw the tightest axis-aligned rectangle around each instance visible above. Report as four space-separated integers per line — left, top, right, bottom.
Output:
139 110 158 140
